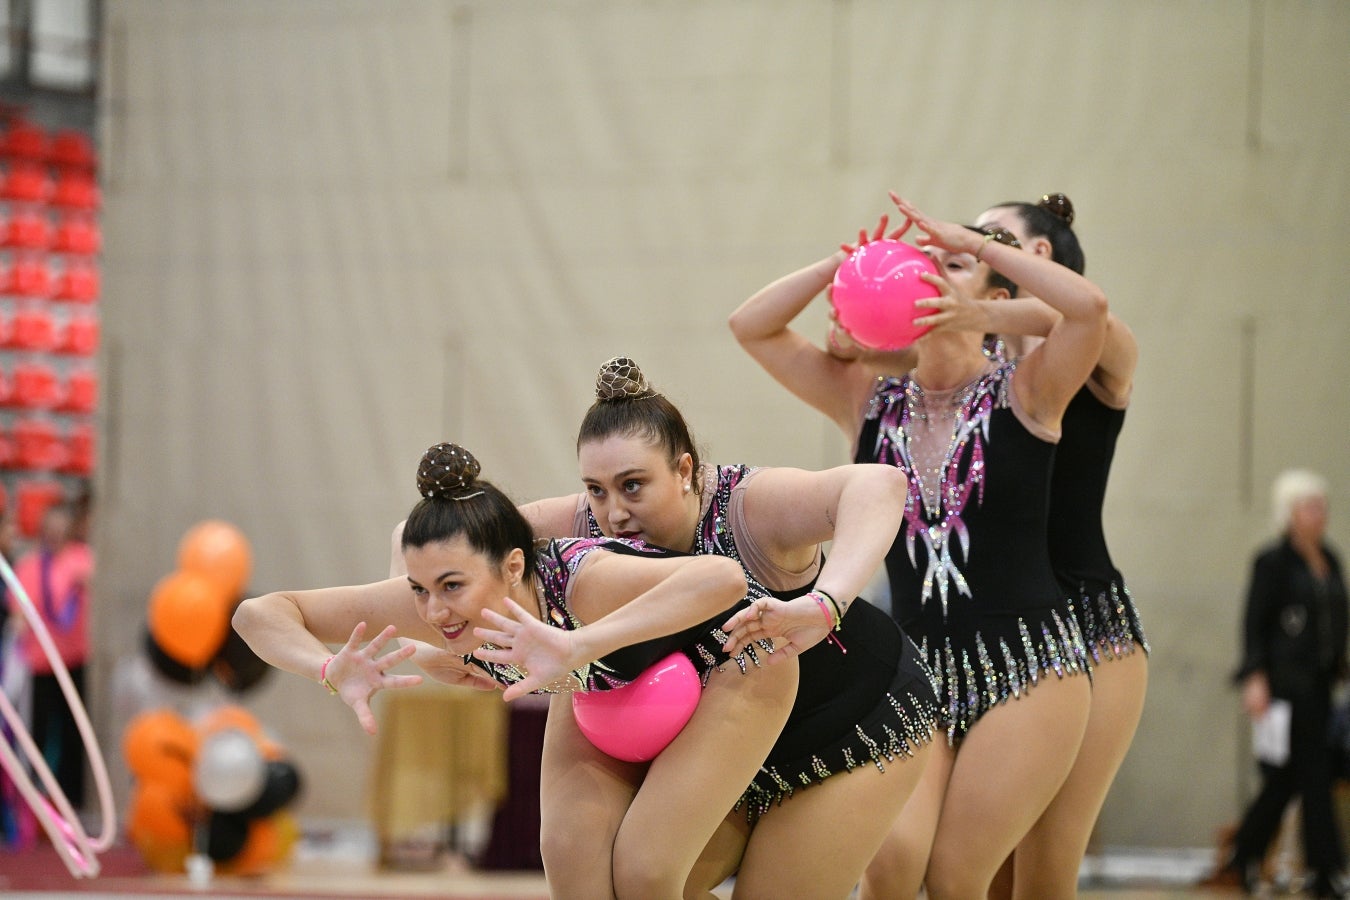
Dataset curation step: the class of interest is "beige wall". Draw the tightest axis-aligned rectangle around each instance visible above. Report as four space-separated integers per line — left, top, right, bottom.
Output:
93 0 1350 848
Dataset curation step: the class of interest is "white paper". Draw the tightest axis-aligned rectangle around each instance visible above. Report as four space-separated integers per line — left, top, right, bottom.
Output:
1251 699 1292 766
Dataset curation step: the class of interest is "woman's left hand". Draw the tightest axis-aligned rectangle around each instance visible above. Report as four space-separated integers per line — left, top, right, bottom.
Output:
473 598 579 701
720 595 831 663
889 192 982 257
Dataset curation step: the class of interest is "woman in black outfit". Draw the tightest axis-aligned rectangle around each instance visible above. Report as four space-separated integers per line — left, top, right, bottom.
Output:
1222 468 1348 898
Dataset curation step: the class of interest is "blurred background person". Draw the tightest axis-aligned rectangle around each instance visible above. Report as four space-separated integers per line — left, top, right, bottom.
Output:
7 502 94 813
1213 469 1348 898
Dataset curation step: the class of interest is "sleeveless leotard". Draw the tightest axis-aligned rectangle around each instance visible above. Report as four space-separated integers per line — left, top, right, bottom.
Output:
579 464 939 821
1050 382 1148 661
855 361 1089 744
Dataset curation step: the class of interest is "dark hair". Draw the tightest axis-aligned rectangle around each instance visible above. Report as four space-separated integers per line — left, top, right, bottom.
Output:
988 193 1085 276
577 357 703 489
964 225 1019 297
402 442 536 572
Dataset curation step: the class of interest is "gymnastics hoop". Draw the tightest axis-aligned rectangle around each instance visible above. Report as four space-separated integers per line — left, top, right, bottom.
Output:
0 551 115 878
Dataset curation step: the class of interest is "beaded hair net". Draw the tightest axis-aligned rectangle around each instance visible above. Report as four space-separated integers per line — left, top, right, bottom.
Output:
1037 193 1075 226
417 442 486 501
595 356 658 402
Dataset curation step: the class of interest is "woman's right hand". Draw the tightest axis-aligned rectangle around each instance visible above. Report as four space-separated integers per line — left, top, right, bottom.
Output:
1241 670 1271 720
325 623 424 735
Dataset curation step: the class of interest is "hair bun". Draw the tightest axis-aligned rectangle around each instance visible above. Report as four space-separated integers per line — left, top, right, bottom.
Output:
595 356 657 402
417 442 484 500
1037 193 1074 226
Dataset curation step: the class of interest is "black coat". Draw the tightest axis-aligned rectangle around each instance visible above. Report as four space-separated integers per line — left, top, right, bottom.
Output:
1235 538 1349 699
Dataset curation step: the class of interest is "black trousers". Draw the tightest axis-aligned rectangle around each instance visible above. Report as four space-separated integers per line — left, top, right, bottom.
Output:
29 665 86 810
1234 687 1345 877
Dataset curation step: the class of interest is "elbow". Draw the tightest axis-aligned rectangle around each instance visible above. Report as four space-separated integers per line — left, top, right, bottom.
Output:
726 308 752 345
1084 286 1110 328
705 556 748 606
865 463 908 506
231 596 259 640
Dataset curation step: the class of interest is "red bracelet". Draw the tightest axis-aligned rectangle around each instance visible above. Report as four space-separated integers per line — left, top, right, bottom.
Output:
319 655 338 695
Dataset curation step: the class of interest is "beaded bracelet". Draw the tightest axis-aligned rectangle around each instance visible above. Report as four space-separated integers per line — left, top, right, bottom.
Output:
807 592 847 654
815 588 845 628
319 655 339 695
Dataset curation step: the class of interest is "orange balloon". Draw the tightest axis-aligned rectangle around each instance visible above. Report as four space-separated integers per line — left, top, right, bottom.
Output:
127 781 193 873
178 520 253 597
148 570 233 669
123 709 199 799
198 704 264 741
219 812 299 876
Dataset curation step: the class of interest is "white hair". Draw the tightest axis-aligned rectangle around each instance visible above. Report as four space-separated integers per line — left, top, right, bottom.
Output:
1271 468 1329 532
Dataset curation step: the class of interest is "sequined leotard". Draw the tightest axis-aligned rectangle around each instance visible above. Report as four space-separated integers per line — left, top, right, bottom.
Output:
579 464 939 821
854 361 1089 744
465 536 746 692
1050 383 1148 662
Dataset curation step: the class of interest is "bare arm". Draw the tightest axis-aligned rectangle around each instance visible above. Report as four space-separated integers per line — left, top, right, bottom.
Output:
231 579 436 732
718 463 907 660
519 493 586 540
729 251 881 438
1091 313 1139 406
474 552 748 699
737 463 905 617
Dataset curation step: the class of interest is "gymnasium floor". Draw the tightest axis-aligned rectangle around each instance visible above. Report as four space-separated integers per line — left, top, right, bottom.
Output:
0 830 1248 899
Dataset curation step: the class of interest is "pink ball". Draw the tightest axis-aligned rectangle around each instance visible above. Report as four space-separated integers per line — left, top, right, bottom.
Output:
571 653 700 762
830 239 940 350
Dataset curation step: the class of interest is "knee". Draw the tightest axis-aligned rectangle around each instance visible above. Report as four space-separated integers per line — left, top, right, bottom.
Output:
539 823 597 890
923 866 983 900
611 838 686 900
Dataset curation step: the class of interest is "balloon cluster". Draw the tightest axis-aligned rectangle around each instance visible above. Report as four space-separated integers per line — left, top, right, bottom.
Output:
122 705 302 875
145 520 268 692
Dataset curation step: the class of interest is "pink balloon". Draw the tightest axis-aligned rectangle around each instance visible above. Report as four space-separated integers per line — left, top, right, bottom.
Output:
830 239 941 350
571 653 700 762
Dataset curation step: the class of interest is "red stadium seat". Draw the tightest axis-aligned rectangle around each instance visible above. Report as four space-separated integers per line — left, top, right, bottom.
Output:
49 172 99 210
48 130 96 172
10 360 62 409
62 423 95 475
15 478 65 535
13 417 64 470
8 308 58 352
59 368 97 413
0 164 52 203
57 314 99 356
0 123 49 162
0 210 52 250
2 257 54 298
50 214 101 256
53 260 100 303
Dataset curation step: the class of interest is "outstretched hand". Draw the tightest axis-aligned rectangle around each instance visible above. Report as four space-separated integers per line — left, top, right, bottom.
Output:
889 192 982 257
473 597 579 702
325 622 424 736
840 213 912 256
720 595 832 664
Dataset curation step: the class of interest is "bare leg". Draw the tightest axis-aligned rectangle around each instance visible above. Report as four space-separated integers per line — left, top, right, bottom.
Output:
988 854 1014 900
1012 648 1148 899
734 741 932 899
858 741 955 899
612 660 799 899
924 673 1092 899
539 695 644 898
